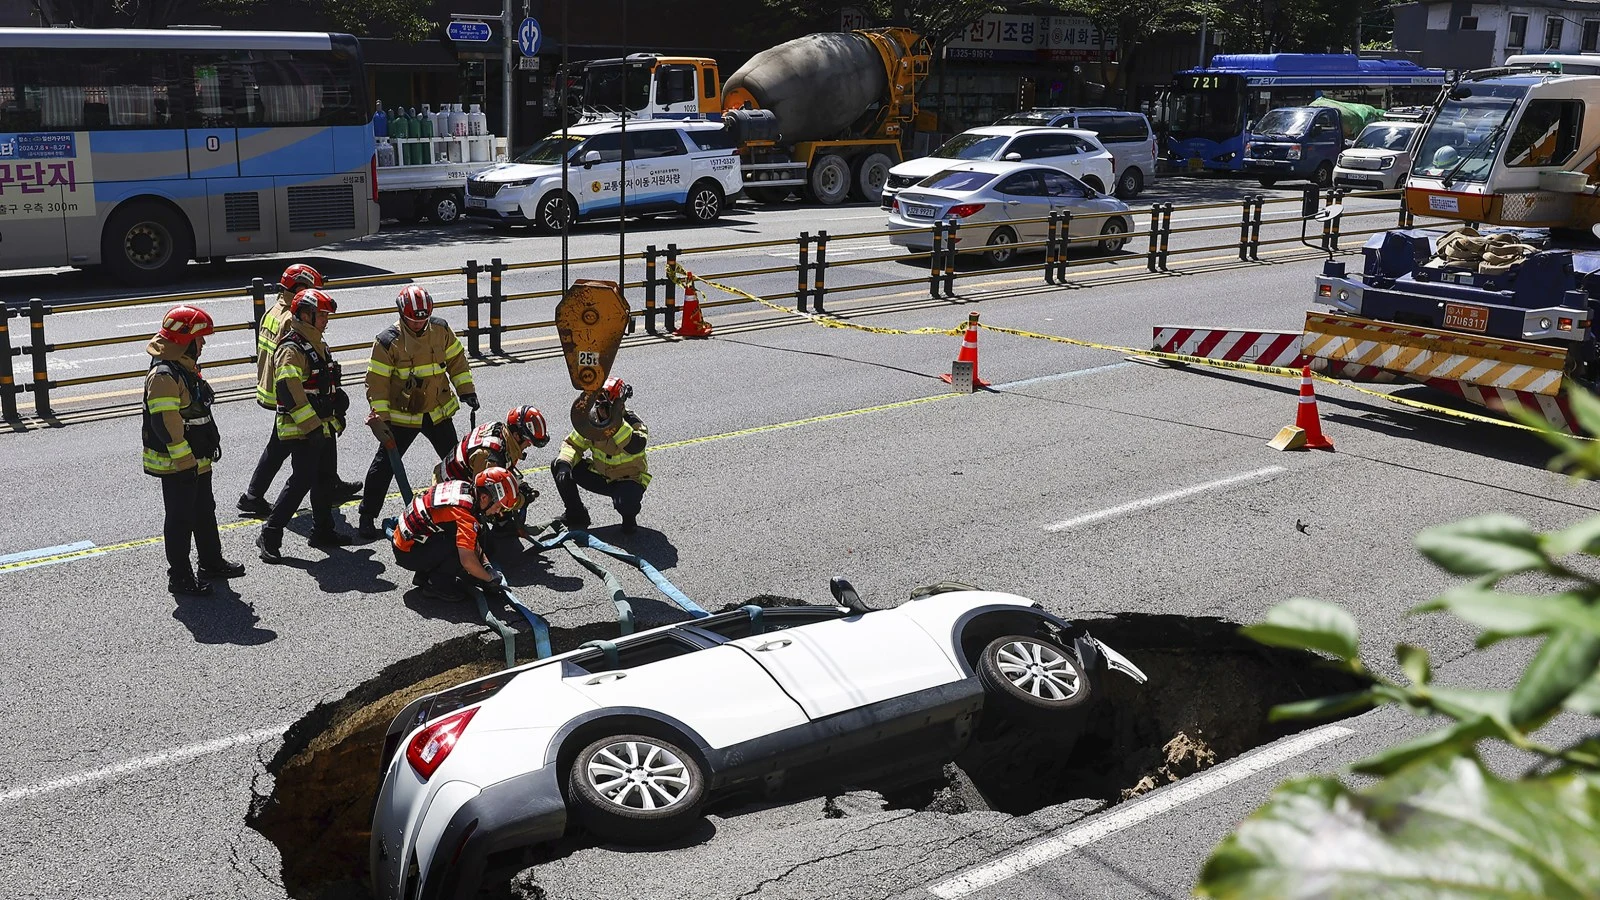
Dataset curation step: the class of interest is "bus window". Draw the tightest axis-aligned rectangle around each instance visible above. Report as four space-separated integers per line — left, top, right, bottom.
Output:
239 51 363 127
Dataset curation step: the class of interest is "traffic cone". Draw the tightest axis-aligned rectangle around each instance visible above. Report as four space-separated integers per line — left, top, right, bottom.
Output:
940 312 990 389
674 272 713 338
1270 365 1334 451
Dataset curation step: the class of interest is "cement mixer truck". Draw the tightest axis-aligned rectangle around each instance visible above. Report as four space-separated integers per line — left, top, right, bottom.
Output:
573 28 932 205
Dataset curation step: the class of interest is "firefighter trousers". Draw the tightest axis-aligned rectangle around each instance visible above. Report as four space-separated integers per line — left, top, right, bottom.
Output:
162 469 223 577
554 460 646 524
266 432 340 532
244 427 290 502
360 415 458 520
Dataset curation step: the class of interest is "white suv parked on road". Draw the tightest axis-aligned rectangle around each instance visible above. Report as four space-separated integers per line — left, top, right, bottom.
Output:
1333 119 1424 192
464 119 743 231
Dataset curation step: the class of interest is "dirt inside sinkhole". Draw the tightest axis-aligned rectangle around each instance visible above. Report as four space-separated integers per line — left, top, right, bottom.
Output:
247 605 1369 899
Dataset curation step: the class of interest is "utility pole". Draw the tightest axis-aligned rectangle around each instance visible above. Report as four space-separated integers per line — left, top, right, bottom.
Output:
502 0 513 155
1199 14 1207 67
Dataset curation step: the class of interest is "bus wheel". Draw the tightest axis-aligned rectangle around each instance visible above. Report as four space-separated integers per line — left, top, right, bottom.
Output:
102 201 193 286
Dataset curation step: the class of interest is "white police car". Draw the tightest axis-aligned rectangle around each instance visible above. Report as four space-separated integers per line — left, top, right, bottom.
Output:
464 119 742 231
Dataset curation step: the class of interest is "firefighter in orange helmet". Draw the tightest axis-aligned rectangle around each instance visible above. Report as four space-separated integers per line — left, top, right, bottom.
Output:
391 467 520 601
143 305 244 596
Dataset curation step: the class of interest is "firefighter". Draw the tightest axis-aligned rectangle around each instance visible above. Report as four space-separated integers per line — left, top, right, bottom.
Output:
143 305 245 596
357 286 478 539
552 377 649 533
391 467 520 601
439 406 549 550
258 288 354 562
238 264 360 517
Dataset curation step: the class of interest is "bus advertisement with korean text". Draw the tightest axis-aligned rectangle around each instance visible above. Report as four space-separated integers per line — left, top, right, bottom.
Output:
1165 54 1447 174
0 28 378 285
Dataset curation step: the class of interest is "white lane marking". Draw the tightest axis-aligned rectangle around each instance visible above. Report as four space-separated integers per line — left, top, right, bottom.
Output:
0 541 94 566
993 362 1135 390
926 724 1356 899
0 724 291 805
1044 466 1286 532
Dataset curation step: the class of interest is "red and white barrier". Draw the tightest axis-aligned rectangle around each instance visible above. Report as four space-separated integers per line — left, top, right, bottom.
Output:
1152 327 1307 369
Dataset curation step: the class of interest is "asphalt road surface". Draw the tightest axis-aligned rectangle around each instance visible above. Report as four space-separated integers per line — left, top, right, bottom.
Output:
0 178 1588 900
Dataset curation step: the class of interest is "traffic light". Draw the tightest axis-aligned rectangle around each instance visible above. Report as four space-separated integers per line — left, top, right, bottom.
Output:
1017 77 1035 111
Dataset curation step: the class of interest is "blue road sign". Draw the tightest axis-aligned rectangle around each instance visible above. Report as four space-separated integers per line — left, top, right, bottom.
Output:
447 20 492 42
517 17 542 57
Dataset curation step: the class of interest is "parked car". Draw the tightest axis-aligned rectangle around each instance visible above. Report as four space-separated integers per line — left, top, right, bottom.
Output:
994 107 1158 199
882 126 1115 208
1333 119 1425 191
463 119 742 231
1242 106 1349 188
886 161 1134 266
370 581 1147 900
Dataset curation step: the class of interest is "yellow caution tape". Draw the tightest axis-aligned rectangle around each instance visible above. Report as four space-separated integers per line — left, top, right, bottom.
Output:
667 262 964 338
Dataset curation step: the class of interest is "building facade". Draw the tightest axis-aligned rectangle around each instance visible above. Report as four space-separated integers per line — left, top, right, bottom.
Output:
1395 0 1600 69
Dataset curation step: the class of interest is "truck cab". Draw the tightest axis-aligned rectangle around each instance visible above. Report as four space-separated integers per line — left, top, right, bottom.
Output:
1243 106 1345 188
576 54 721 120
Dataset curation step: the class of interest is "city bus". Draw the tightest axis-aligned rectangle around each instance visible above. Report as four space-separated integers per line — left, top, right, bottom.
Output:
1164 54 1447 174
0 28 378 284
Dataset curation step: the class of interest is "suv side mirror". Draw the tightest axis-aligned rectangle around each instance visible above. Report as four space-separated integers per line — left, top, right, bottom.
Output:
582 150 602 168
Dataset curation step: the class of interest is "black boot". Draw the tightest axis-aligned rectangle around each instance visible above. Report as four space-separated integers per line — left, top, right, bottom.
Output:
237 493 272 518
198 558 246 578
169 572 213 596
257 527 284 563
562 505 591 532
309 526 355 548
337 480 364 501
358 516 383 540
620 516 638 535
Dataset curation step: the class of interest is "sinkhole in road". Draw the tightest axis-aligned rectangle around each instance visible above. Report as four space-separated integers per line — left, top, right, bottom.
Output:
247 605 1369 900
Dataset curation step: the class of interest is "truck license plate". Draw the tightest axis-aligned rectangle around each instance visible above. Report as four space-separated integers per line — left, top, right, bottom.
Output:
1443 302 1490 333
466 197 487 208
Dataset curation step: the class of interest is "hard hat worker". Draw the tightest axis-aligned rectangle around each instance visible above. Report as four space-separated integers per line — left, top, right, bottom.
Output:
238 264 361 517
439 406 549 553
143 305 245 596
552 377 649 534
257 288 356 562
357 286 478 539
391 467 520 602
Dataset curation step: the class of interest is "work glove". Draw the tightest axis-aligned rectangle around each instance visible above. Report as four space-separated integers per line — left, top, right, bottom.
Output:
477 578 510 603
365 411 395 447
461 392 480 411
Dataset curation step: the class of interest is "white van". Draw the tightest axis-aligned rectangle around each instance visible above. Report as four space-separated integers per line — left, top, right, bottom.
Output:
464 119 742 231
995 108 1158 198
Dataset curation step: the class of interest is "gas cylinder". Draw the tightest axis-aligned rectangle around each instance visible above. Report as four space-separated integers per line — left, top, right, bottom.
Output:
375 137 396 168
450 104 467 137
373 100 387 138
468 103 486 136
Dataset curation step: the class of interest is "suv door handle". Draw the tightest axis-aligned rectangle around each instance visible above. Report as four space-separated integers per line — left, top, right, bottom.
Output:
755 638 793 651
585 672 627 684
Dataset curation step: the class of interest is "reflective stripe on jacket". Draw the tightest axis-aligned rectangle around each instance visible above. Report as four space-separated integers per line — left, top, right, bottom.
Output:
558 413 650 485
273 319 336 441
442 421 527 482
142 336 209 477
394 480 481 553
254 295 293 409
366 318 474 429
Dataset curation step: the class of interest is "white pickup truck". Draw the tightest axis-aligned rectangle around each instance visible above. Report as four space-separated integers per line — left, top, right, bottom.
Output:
376 135 508 226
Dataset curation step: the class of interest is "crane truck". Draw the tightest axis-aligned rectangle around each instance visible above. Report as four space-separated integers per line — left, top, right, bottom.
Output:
1303 57 1600 433
572 28 933 205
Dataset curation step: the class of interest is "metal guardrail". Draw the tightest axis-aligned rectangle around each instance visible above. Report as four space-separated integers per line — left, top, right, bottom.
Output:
2 186 1416 423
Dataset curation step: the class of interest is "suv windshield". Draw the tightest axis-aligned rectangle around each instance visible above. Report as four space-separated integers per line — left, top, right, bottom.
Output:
580 64 651 112
1252 108 1318 138
1412 82 1527 181
1354 123 1419 151
514 134 584 164
932 133 1009 160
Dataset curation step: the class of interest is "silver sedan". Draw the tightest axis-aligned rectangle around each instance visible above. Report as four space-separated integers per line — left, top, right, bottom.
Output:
886 160 1133 266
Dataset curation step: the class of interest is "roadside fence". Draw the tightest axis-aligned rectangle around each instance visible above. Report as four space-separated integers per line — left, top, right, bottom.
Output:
2 186 1418 424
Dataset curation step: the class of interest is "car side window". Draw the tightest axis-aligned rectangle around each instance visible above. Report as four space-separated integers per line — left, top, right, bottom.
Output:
583 132 624 163
691 607 850 641
633 130 687 160
996 171 1046 196
567 632 706 673
1041 170 1089 198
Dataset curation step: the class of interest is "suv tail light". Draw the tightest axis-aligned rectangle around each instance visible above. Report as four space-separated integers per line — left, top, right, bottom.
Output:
406 707 478 780
947 203 985 218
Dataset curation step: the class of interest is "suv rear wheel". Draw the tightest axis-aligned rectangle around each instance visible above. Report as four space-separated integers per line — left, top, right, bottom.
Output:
683 179 724 224
1115 167 1144 199
569 734 706 843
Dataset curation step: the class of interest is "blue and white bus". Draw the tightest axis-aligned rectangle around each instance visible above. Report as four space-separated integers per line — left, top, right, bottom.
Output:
0 28 378 284
1165 54 1447 174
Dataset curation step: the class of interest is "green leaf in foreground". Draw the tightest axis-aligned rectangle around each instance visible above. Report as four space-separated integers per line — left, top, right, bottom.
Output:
1240 598 1360 662
1509 631 1600 725
1397 643 1431 686
1268 691 1376 723
1414 515 1549 577
1196 755 1600 899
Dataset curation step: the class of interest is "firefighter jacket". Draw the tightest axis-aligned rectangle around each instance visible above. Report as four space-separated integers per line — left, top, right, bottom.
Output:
274 318 344 441
441 422 528 483
559 411 650 486
254 294 293 409
394 480 484 555
142 336 219 477
365 318 474 429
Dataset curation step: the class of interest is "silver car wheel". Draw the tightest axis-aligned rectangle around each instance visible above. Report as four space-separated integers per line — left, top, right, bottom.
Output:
586 739 693 811
995 639 1081 701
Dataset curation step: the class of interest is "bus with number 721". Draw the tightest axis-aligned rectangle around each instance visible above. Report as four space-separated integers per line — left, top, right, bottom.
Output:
0 27 378 285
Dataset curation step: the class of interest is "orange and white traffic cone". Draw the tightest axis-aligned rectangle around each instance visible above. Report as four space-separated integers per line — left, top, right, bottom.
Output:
1269 364 1335 451
940 312 990 389
674 272 713 338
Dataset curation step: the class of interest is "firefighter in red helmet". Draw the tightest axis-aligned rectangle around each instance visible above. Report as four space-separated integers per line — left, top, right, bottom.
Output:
143 305 244 595
552 377 650 533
